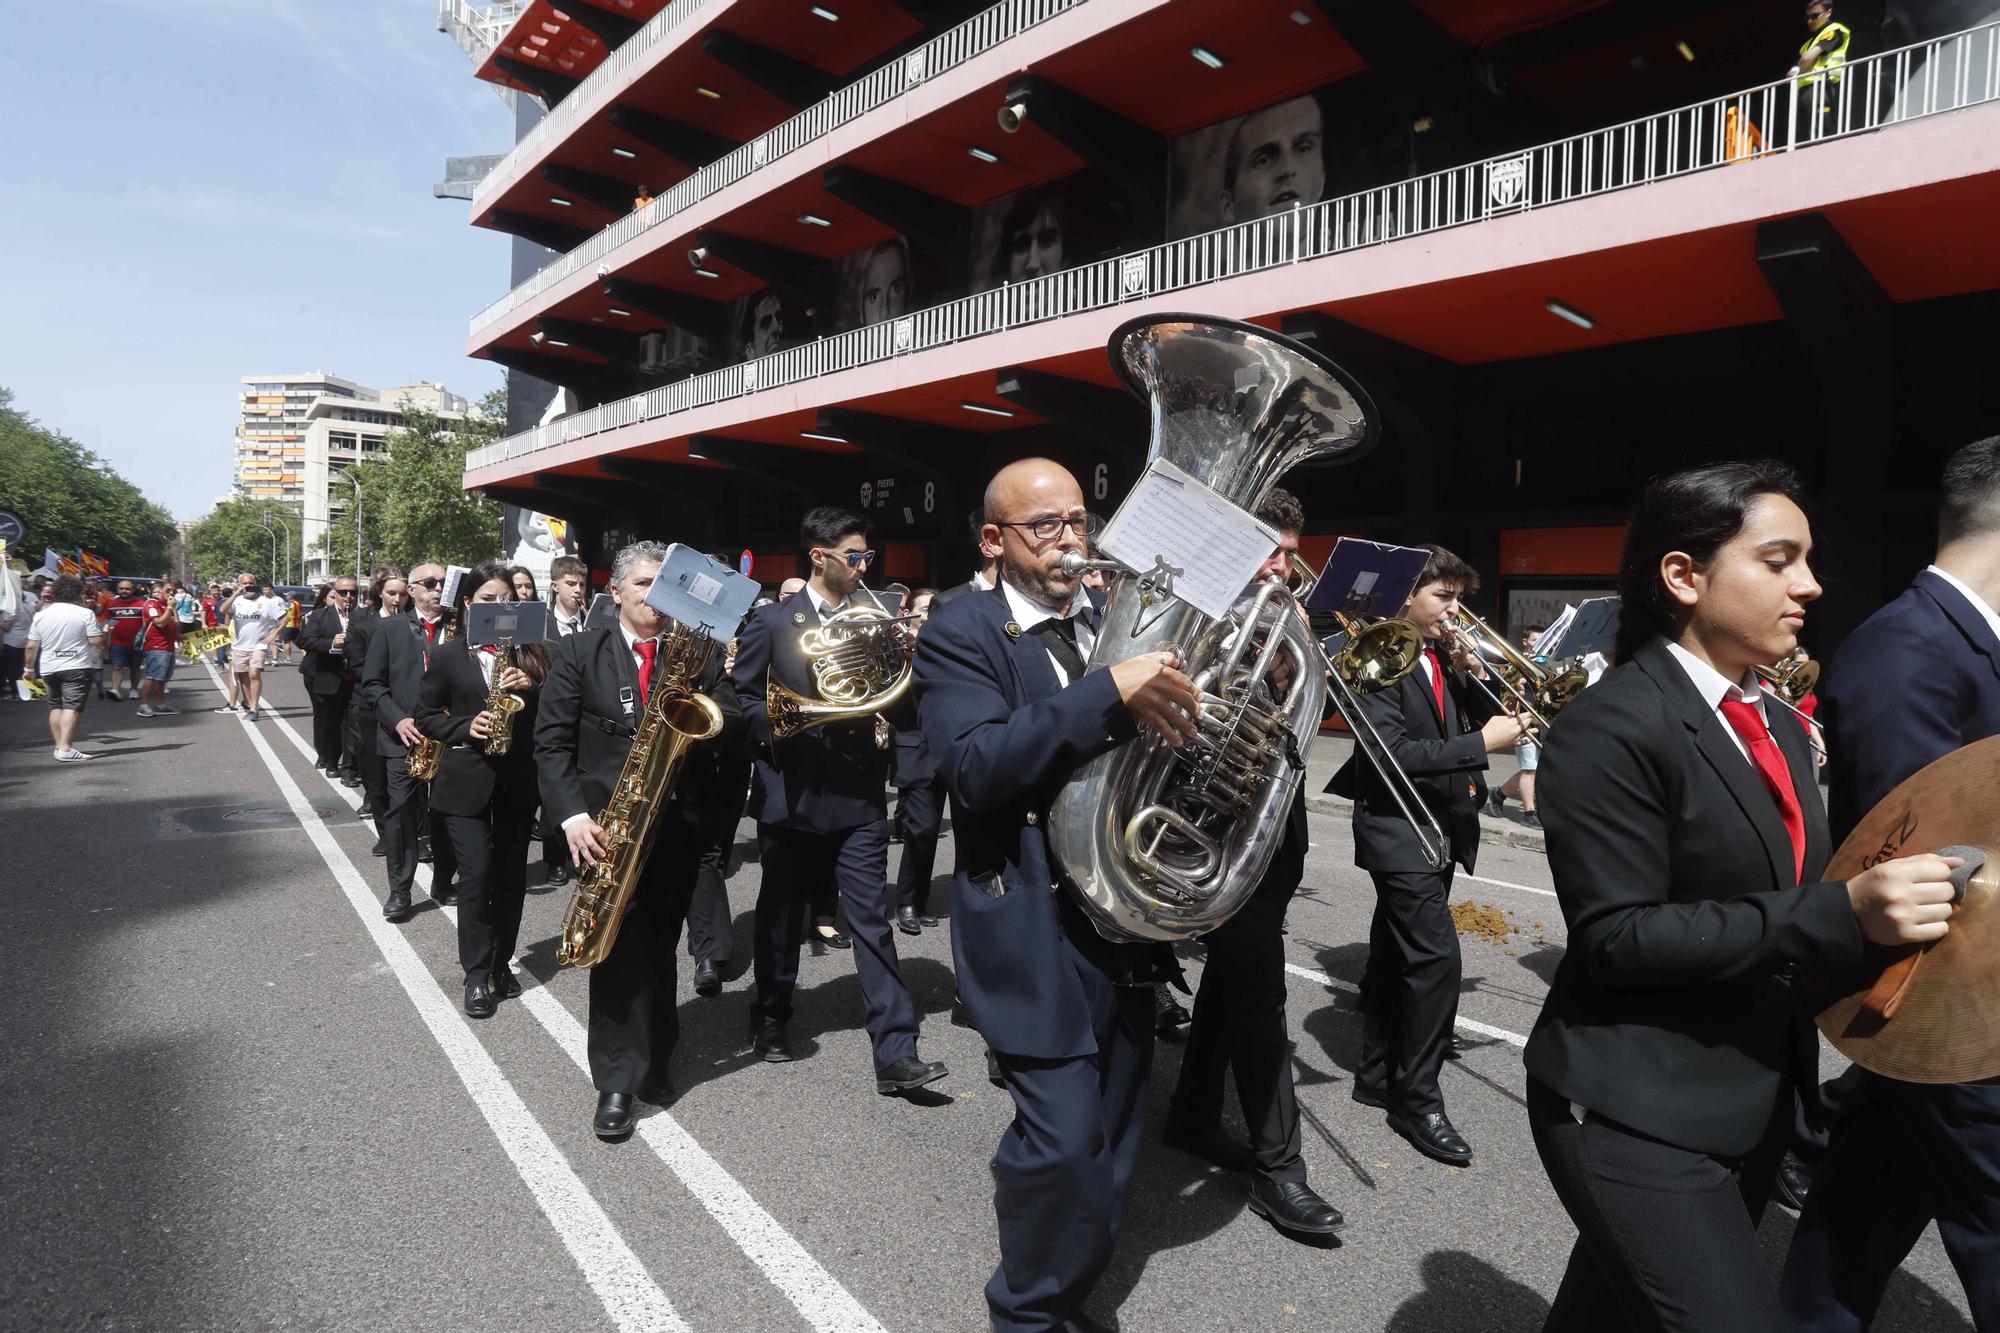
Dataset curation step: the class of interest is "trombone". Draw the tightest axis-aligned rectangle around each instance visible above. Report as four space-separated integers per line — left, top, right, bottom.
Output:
1442 606 1588 740
1289 555 1451 871
1754 655 1826 756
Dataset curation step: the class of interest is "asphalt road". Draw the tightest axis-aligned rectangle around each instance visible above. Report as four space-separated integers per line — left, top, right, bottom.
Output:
0 663 1976 1332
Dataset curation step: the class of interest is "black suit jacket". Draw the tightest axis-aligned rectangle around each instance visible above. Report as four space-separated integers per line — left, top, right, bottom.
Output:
914 585 1160 1059
1327 653 1497 872
534 624 738 834
1823 569 2000 841
345 607 381 710
890 726 939 789
1524 637 1865 1158
730 597 910 833
297 605 356 694
415 638 542 817
361 611 448 756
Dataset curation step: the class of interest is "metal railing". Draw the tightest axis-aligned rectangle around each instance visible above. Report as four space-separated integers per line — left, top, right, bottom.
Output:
468 0 1090 332
468 20 2000 475
437 0 530 108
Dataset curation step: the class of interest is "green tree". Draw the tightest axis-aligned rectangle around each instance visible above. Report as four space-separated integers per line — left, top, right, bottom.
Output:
310 389 504 575
0 385 178 572
185 497 303 588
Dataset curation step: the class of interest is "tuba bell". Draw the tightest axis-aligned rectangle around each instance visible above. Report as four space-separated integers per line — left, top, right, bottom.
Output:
1048 314 1378 943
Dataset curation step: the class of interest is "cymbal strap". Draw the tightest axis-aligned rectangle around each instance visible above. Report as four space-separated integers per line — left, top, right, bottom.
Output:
1857 844 1983 1022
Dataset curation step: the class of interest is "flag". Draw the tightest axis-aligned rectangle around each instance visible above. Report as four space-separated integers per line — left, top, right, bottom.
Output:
52 549 80 577
78 548 109 577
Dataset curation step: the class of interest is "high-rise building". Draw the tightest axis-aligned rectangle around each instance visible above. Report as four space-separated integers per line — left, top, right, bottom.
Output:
237 373 472 581
438 0 2000 646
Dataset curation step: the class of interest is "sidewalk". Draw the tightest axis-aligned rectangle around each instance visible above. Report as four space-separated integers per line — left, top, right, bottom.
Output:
1303 732 1548 856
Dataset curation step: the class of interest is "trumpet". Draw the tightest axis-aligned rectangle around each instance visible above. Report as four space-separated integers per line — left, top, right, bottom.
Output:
1442 606 1587 739
1755 654 1825 755
1288 554 1449 870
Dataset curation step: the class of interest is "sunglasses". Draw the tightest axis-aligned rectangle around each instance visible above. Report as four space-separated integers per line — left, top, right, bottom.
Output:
332 587 356 595
817 548 877 569
411 577 444 590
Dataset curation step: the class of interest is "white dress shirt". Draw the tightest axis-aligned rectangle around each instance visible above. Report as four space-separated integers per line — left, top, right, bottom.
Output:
1925 564 2000 642
999 578 1097 687
1665 641 1770 764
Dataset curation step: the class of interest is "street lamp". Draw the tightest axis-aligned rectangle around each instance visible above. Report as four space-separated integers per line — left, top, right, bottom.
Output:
259 509 278 585
346 469 365 588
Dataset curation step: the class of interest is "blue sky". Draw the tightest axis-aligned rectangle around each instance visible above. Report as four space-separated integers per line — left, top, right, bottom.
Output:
1 1 516 520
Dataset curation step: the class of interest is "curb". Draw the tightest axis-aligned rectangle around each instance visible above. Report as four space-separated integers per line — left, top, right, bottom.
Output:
1302 793 1549 857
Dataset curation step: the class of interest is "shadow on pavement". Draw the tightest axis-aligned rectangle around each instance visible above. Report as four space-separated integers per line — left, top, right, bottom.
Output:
1387 1251 1550 1331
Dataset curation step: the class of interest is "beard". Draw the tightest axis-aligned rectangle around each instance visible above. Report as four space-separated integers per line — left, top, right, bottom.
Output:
1002 548 1077 611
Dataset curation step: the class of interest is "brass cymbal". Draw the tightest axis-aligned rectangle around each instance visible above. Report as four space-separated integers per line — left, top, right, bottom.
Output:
1815 735 2000 1084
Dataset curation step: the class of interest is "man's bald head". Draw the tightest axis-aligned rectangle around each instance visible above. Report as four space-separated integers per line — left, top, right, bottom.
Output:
982 457 1090 610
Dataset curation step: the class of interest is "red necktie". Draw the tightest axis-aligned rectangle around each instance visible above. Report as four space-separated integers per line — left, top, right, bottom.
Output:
1719 698 1806 882
1426 646 1449 726
635 638 657 704
423 618 439 643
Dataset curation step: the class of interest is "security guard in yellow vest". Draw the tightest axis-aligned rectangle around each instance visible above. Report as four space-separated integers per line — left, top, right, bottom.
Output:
1789 1 1853 134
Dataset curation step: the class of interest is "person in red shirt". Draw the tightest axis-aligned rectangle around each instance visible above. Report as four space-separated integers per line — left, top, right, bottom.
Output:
99 579 150 701
136 579 182 717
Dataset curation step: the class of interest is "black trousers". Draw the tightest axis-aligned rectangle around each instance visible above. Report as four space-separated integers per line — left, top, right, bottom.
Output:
443 801 534 983
1358 866 1460 1114
687 749 750 963
588 820 700 1094
382 753 455 897
987 937 1154 1331
1172 864 1306 1183
353 704 387 824
1530 1077 1789 1333
1780 1074 2000 1331
891 777 945 915
0 643 24 694
752 819 918 1070
309 680 353 769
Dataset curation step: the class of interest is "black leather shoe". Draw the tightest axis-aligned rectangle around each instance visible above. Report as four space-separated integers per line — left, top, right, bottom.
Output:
693 959 721 996
638 1077 675 1107
895 905 921 936
754 1029 793 1063
340 772 363 789
876 1055 948 1095
1350 1082 1392 1110
417 839 433 865
547 864 572 889
917 913 939 927
593 1092 636 1140
1155 985 1192 1033
491 969 522 999
1387 1108 1473 1166
1443 1034 1468 1062
819 929 852 950
432 883 458 907
1248 1176 1346 1239
464 978 496 1018
1162 1114 1253 1171
382 891 413 922
1772 1149 1814 1213
369 837 386 857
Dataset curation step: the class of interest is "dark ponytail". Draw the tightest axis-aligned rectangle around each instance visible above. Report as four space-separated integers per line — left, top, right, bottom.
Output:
1614 460 1810 664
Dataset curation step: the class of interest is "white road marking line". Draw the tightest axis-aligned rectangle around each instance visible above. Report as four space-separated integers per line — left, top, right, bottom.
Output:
199 663 686 1333
1282 961 1530 1049
257 686 890 1333
1461 871 1558 900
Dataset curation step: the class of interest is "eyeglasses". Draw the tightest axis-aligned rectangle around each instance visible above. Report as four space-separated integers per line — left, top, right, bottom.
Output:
816 549 877 569
997 512 1103 542
332 587 356 595
411 577 444 590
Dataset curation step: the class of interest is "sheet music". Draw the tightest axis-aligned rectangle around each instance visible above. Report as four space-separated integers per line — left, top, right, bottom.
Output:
1097 458 1278 621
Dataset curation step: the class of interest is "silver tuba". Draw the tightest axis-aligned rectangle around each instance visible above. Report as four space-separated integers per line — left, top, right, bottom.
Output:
1049 314 1377 943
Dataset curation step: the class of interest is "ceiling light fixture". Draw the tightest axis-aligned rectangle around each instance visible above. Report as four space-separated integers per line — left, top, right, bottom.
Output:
800 430 848 443
607 307 633 317
695 85 722 99
798 213 832 226
611 146 638 159
1545 298 1596 330
810 5 840 19
1676 40 1696 61
548 195 573 206
545 337 572 348
1190 45 1224 70
693 267 721 280
1289 8 1311 23
967 145 1000 163
961 401 1015 418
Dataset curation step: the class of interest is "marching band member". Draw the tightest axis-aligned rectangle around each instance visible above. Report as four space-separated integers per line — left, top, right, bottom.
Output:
731 506 944 1093
362 562 454 923
687 619 750 997
1526 460 1957 1331
915 458 1198 1331
298 574 359 778
1331 546 1523 1166
890 588 944 936
346 569 402 825
535 541 738 1139
416 561 542 1019
1780 437 2000 1331
1166 488 1344 1240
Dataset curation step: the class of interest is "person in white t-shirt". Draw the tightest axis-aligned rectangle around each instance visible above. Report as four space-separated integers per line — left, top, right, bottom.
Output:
24 575 106 761
219 571 282 721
